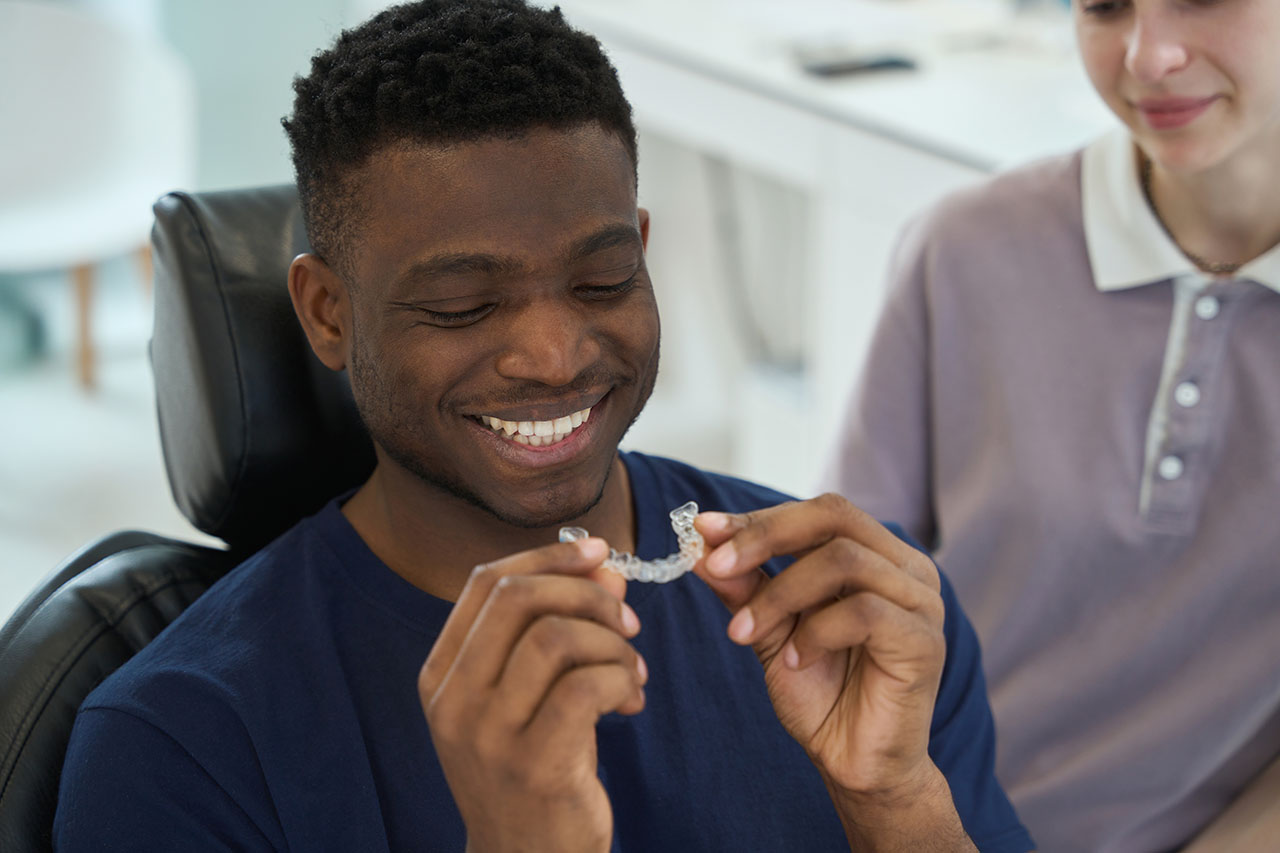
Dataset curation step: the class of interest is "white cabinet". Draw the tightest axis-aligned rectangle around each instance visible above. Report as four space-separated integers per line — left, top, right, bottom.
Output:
559 0 1114 494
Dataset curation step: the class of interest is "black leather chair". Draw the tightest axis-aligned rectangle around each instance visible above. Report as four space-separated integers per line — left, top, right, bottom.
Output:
0 185 375 852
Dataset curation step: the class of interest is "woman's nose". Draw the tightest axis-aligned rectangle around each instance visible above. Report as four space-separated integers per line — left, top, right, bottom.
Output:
1124 11 1190 85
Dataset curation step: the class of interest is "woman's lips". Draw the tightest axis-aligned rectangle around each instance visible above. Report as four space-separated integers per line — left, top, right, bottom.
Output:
1135 96 1218 131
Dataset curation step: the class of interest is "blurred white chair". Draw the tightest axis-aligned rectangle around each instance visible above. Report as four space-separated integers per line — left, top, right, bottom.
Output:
0 0 195 390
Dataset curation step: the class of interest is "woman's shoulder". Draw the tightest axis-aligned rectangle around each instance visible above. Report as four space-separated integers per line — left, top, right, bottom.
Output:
919 149 1085 244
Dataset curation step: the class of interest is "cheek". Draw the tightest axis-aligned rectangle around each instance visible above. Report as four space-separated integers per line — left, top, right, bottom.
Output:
1077 36 1122 100
350 326 444 427
348 333 400 424
613 297 660 364
1240 51 1280 121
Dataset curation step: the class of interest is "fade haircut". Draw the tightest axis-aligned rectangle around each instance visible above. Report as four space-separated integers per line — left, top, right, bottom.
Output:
282 0 638 277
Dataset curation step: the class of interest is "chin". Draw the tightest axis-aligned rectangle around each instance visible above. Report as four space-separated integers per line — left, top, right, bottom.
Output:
1135 130 1235 175
1130 116 1246 176
478 485 608 530
403 450 615 531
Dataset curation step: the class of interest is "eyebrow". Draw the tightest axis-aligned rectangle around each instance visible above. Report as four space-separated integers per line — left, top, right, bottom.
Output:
390 223 643 295
391 253 525 294
564 223 643 263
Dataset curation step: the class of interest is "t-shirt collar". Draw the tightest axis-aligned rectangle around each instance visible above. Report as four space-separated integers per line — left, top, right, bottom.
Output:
1081 128 1280 295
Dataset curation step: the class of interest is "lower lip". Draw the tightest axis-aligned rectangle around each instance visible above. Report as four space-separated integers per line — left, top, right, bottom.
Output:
1137 98 1216 131
470 399 606 469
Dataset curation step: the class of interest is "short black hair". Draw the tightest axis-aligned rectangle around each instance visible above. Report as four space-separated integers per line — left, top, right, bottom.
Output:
282 0 637 275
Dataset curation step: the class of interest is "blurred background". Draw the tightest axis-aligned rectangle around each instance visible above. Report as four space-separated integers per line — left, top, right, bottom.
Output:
0 0 1113 621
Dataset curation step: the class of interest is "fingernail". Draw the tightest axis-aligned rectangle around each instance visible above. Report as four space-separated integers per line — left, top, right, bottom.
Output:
621 603 641 636
636 653 648 683
706 542 737 577
727 607 754 644
576 537 608 561
783 641 800 670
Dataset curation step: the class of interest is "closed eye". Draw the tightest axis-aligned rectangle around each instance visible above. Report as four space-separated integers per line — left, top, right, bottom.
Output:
1080 0 1127 17
412 303 496 328
577 277 637 300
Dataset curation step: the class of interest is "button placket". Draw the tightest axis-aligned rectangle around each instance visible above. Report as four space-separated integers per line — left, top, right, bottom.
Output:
1173 381 1200 408
1157 455 1184 481
1146 286 1234 527
1194 294 1220 320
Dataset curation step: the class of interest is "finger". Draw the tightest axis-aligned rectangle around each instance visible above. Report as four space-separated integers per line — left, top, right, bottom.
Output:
496 616 646 726
420 537 611 698
691 511 767 611
525 663 648 757
442 572 640 704
785 592 945 688
700 494 935 589
730 538 941 649
585 563 628 603
691 553 766 613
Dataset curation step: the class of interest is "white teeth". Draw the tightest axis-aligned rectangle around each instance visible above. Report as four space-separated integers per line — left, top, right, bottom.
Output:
480 405 595 446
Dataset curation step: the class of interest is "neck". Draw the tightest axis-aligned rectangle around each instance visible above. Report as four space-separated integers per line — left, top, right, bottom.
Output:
341 455 634 602
1141 140 1280 274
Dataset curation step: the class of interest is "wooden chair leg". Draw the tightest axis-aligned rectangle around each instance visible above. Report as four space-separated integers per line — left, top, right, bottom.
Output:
135 243 153 297
72 263 95 391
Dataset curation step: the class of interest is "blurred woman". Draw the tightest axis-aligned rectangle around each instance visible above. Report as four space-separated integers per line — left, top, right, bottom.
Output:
821 1 1280 850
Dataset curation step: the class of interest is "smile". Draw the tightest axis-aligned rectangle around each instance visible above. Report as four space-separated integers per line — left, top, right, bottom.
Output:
1134 96 1219 131
477 406 592 447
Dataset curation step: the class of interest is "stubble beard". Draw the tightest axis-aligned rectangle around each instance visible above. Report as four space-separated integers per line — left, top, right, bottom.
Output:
347 331 660 531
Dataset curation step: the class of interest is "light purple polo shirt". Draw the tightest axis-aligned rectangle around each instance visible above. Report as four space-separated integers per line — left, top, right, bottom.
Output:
820 129 1280 853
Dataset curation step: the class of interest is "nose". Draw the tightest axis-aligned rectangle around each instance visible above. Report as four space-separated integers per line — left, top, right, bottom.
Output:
1124 10 1190 84
494 298 600 387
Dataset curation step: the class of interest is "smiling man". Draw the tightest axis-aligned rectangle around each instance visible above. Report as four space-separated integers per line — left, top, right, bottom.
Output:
53 2 1031 851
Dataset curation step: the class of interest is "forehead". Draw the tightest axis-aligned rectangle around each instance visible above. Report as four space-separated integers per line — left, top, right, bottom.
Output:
347 125 639 286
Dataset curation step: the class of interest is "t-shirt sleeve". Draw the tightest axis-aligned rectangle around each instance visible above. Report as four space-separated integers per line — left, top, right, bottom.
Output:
930 570 1035 853
55 706 279 852
816 214 938 549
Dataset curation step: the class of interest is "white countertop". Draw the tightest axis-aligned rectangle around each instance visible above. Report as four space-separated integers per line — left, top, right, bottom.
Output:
553 0 1116 171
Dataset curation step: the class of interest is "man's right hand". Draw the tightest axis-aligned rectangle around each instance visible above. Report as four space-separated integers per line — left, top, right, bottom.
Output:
418 537 645 853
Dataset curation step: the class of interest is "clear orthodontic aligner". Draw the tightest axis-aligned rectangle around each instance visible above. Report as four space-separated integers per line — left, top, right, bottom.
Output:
558 501 704 583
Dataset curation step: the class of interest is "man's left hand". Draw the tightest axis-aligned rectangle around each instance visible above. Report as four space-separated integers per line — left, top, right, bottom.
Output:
695 493 974 850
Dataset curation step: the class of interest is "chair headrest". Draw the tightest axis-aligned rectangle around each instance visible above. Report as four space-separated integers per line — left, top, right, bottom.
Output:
151 186 375 553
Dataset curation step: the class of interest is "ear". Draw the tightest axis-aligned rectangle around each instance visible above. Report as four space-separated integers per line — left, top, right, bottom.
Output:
288 253 350 372
638 207 650 250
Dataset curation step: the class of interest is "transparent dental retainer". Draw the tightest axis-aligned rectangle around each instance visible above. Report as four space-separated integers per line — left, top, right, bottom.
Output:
559 501 704 583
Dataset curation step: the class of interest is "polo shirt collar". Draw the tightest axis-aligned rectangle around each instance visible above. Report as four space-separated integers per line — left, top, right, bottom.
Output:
1081 128 1280 295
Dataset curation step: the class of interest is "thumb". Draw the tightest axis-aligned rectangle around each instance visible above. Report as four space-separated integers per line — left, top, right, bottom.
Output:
587 564 628 603
692 512 763 611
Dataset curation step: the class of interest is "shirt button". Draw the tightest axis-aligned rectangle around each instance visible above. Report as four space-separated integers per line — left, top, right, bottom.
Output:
1194 295 1220 320
1174 381 1201 407
1158 455 1185 481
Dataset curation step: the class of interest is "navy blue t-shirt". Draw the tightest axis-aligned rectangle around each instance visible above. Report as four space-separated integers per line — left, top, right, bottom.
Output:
55 452 1032 851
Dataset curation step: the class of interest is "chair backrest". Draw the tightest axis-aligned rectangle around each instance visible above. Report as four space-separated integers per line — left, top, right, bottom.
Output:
0 533 238 853
0 184 374 851
151 185 376 553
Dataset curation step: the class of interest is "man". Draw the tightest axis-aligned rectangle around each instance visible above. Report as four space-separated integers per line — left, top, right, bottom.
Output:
54 2 1031 850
